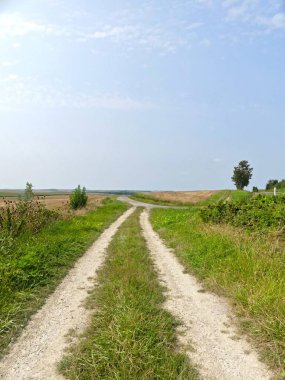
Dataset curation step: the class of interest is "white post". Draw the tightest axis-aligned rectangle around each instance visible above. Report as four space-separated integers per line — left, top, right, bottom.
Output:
274 187 277 196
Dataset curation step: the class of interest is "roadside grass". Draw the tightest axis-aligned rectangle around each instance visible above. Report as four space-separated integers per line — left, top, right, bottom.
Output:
0 199 128 356
150 208 285 376
60 209 198 380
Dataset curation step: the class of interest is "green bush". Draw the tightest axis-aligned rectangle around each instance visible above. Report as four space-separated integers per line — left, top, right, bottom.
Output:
69 185 88 209
200 194 285 230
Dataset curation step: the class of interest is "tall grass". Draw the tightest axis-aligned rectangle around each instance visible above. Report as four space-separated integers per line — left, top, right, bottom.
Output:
151 208 285 375
0 199 128 355
0 199 58 237
60 209 198 380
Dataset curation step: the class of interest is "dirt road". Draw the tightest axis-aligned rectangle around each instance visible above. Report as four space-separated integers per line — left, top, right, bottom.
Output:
0 203 274 380
140 209 273 380
0 207 135 380
118 195 177 208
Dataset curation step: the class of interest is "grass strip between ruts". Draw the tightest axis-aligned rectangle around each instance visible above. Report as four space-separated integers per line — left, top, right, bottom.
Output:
60 209 198 380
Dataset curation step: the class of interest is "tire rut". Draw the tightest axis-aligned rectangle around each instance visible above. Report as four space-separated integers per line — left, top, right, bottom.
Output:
140 209 273 380
0 207 135 380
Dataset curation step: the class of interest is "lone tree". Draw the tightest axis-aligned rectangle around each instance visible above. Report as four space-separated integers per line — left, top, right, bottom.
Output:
70 185 88 209
231 160 253 190
23 182 34 201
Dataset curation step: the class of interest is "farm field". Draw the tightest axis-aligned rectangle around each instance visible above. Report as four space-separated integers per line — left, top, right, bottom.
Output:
0 193 107 212
131 190 218 206
131 189 254 206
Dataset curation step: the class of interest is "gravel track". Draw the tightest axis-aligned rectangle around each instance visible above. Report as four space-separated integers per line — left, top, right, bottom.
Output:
0 207 135 380
140 209 273 380
117 196 176 209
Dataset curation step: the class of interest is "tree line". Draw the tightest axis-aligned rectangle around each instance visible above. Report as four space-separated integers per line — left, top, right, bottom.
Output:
231 161 284 192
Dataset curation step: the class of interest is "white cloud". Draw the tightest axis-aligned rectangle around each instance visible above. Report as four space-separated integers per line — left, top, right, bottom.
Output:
200 38 211 47
0 13 69 40
185 22 204 30
0 12 193 53
11 42 21 48
257 12 285 30
225 0 258 22
213 158 222 163
221 0 285 34
0 60 19 68
0 75 153 111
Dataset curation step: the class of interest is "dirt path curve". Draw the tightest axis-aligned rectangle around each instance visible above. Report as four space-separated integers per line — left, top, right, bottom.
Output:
0 207 135 380
140 210 273 380
118 195 176 209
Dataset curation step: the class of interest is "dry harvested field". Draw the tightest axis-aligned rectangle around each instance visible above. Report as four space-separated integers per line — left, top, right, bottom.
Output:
0 194 107 212
147 190 218 204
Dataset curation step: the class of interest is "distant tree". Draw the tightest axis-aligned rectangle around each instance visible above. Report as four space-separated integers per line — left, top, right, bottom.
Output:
231 160 253 190
70 185 88 209
252 186 258 193
277 179 285 189
265 179 278 190
23 182 34 201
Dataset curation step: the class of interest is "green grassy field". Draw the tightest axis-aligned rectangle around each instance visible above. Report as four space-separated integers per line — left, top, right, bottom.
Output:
60 209 198 380
0 199 128 356
199 190 253 205
150 207 285 375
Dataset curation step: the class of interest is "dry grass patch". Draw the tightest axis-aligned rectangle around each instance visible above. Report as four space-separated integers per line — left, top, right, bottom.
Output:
150 191 217 204
0 194 107 214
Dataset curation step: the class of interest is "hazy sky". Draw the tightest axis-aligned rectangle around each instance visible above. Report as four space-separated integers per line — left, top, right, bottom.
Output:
0 0 284 190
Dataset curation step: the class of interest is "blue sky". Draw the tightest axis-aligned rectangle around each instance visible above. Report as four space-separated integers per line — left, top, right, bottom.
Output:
0 0 284 190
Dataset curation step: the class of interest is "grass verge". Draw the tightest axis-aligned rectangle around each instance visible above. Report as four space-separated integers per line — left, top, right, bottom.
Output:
60 209 198 380
0 199 128 355
150 208 285 376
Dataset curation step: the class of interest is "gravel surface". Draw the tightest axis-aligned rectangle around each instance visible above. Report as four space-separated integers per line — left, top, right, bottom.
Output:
140 209 273 380
118 196 178 208
0 207 135 380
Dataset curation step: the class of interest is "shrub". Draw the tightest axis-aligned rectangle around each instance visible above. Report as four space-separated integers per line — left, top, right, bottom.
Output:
0 199 59 238
200 194 285 230
69 185 88 210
